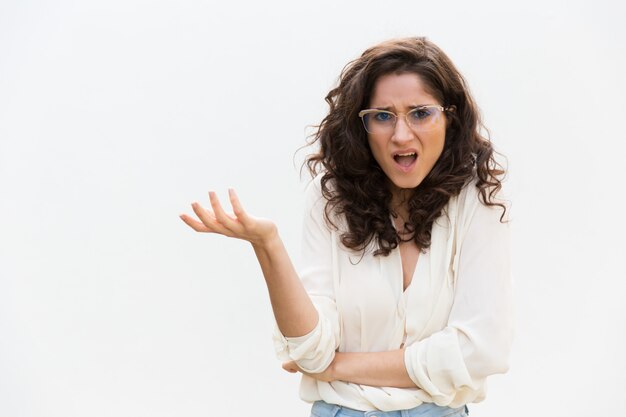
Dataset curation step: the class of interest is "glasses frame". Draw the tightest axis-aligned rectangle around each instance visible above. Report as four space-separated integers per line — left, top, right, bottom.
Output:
358 105 453 134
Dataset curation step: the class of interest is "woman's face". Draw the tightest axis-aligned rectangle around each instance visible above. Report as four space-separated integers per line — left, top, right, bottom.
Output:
366 72 447 199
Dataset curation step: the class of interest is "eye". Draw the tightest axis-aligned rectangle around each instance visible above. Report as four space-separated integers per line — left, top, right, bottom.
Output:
409 108 433 121
373 111 394 122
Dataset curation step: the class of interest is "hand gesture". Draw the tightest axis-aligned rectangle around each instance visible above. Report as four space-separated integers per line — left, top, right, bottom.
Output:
180 189 277 246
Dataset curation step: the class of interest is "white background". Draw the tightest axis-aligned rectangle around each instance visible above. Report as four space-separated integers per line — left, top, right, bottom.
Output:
1 1 625 416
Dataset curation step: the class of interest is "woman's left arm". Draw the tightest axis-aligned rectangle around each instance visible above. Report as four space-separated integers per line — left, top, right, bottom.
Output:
283 349 416 388
284 189 514 394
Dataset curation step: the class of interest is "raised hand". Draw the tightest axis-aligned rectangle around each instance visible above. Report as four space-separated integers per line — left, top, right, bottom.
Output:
181 188 318 341
179 189 278 246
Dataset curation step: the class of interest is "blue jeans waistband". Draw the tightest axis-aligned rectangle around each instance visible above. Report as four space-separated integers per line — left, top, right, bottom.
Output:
311 400 469 417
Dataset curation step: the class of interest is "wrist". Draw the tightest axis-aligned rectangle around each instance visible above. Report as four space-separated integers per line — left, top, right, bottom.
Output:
329 351 343 381
251 228 280 251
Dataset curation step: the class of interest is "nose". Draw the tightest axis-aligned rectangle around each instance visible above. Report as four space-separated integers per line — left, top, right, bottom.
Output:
391 115 416 144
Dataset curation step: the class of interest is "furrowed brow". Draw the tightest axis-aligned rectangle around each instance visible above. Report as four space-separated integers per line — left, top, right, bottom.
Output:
371 104 434 111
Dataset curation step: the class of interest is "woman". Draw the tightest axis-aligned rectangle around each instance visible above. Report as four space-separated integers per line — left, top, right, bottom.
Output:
180 37 513 417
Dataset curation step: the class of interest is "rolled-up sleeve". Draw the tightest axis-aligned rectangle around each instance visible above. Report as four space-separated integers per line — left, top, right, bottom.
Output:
272 177 341 373
404 189 514 403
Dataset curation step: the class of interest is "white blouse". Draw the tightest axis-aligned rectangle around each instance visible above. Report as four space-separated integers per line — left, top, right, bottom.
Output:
273 174 514 412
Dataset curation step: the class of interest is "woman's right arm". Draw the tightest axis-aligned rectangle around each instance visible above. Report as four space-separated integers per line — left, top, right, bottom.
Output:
180 182 340 372
251 232 319 337
180 188 318 336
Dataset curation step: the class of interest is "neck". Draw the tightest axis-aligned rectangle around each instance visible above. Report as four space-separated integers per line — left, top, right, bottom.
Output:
390 187 412 220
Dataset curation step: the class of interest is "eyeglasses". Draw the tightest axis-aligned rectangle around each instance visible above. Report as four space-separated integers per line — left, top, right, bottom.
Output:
358 105 452 135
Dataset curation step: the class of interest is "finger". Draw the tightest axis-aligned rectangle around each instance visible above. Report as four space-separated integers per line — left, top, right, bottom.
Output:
282 362 299 373
190 202 230 235
190 201 215 224
179 213 212 233
228 188 251 224
289 361 302 372
209 191 240 230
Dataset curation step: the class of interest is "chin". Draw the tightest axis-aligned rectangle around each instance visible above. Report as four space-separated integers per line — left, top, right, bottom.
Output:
389 175 424 191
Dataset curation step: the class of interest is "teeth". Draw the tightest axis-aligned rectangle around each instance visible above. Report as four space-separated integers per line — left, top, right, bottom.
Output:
396 152 416 157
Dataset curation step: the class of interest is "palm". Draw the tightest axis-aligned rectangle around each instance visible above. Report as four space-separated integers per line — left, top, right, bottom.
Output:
180 189 277 246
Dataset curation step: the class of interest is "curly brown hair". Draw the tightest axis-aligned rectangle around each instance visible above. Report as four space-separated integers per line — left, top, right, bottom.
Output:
304 37 507 257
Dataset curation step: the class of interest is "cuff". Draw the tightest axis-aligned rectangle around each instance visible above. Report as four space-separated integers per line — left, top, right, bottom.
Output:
272 315 336 373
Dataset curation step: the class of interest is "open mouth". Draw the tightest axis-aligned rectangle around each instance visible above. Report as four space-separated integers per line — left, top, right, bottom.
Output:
393 152 417 168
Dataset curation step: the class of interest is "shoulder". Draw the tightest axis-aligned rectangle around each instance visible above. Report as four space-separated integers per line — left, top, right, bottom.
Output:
302 172 343 231
303 172 329 212
456 176 511 229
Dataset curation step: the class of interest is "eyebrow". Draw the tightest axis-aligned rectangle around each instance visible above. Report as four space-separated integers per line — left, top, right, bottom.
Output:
371 104 434 111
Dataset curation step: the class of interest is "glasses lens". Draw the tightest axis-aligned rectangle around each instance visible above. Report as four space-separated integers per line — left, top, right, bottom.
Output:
363 111 396 134
407 107 441 131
